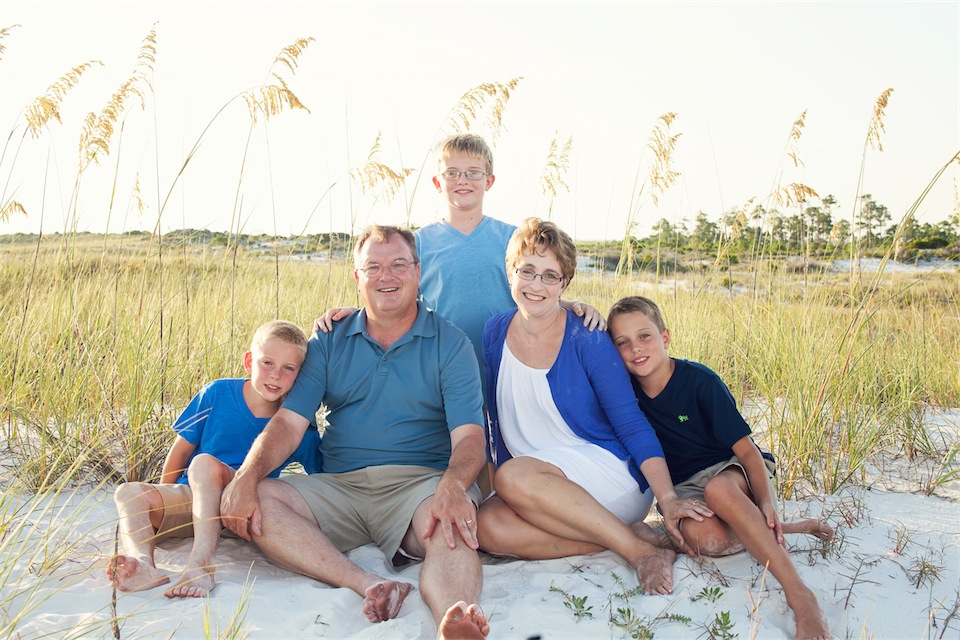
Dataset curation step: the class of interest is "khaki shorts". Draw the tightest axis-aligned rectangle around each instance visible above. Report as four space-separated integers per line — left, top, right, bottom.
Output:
151 483 238 543
671 455 778 503
283 465 482 566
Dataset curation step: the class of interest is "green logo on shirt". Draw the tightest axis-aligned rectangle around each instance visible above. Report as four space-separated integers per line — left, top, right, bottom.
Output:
678 415 689 423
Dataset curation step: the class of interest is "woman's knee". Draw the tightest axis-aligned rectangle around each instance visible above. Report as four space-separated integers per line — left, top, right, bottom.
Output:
494 457 548 499
476 498 517 553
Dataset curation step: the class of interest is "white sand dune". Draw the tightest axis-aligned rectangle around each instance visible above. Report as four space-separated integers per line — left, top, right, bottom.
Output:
5 483 958 639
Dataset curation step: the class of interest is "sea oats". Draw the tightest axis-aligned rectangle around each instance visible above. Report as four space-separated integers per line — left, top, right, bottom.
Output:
0 24 19 61
0 200 27 222
273 37 315 75
24 61 103 138
540 132 573 201
648 112 681 207
78 26 156 168
243 38 314 124
866 88 894 152
786 110 807 168
349 132 415 205
445 77 523 142
773 183 819 209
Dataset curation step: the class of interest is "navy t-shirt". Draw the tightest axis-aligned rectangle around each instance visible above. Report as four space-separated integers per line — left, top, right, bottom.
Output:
631 359 772 485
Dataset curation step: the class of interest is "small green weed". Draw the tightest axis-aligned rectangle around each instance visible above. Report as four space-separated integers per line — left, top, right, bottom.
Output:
707 611 737 639
549 582 594 621
692 586 724 603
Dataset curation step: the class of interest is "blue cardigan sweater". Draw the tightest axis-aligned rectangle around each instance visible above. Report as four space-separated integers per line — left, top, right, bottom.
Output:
482 308 665 491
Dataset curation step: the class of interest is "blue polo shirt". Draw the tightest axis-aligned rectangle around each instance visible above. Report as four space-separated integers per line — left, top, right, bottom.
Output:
283 301 484 473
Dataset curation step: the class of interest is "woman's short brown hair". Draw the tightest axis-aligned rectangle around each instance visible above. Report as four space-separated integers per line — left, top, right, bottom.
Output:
506 217 578 283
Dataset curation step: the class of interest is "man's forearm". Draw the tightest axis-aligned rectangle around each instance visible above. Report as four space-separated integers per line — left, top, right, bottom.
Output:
441 426 486 491
235 409 306 483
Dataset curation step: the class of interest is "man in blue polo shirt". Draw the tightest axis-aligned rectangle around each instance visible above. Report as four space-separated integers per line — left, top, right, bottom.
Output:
220 225 490 639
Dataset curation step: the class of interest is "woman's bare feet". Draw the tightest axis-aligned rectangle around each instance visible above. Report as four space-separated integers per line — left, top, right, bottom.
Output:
164 566 216 598
634 547 677 594
361 580 415 622
438 601 489 639
788 587 830 640
783 519 834 541
106 555 170 592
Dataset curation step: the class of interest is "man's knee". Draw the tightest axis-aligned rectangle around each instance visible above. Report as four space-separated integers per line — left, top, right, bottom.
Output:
257 479 315 523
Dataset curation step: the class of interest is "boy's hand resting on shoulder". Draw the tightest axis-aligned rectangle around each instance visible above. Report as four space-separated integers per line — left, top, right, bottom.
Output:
565 300 606 331
314 307 358 334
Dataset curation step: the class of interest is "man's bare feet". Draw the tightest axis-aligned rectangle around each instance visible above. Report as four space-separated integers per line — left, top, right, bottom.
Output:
106 555 170 592
360 580 414 623
788 587 830 640
438 601 490 639
783 519 834 541
164 566 216 598
634 547 677 594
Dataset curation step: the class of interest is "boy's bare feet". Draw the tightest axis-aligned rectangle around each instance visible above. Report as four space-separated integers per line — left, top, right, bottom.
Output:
164 566 216 598
783 519 834 541
788 587 830 640
361 580 414 622
634 547 676 594
106 555 170 592
438 601 489 639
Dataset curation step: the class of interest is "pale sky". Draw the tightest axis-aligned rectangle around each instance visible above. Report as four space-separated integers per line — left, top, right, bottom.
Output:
1 1 957 241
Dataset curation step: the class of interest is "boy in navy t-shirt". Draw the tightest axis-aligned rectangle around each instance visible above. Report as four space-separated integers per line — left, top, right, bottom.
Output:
608 296 832 640
106 320 321 598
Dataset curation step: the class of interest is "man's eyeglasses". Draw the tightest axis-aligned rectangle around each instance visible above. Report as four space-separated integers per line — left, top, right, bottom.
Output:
515 267 564 285
359 260 417 278
439 170 488 181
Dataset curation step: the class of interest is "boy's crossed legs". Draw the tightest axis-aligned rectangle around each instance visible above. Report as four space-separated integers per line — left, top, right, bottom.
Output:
108 453 238 598
631 467 832 640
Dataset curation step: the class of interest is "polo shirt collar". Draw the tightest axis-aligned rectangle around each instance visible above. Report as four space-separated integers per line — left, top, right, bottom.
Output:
344 301 438 341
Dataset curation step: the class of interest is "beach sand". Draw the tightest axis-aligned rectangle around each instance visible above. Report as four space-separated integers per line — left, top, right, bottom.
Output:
5 481 958 639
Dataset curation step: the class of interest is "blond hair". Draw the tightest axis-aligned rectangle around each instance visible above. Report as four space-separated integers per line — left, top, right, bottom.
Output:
506 217 578 283
251 320 308 359
352 225 418 268
607 296 667 333
436 133 494 174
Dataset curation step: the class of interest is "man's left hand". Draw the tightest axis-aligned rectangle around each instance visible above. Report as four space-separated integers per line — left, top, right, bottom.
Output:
421 478 478 550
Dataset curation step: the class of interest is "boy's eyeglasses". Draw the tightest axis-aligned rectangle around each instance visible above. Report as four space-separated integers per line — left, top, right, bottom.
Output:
439 170 488 181
515 267 564 285
359 260 417 278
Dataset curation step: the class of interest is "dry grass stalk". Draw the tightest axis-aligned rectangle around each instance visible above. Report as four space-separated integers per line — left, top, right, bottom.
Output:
787 109 807 168
78 26 157 169
540 132 573 201
273 36 314 74
23 61 104 137
243 37 315 124
1 200 26 222
772 182 819 209
0 23 19 60
866 88 894 152
349 132 415 205
445 77 523 141
648 112 682 207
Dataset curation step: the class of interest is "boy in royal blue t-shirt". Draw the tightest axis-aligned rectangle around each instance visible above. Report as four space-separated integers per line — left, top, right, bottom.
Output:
608 296 832 640
106 320 321 598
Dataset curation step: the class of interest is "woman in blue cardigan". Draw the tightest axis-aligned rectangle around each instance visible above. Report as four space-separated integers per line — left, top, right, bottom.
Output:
476 218 711 595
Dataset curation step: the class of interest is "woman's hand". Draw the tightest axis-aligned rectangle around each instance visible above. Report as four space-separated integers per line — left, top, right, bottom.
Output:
658 494 714 554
